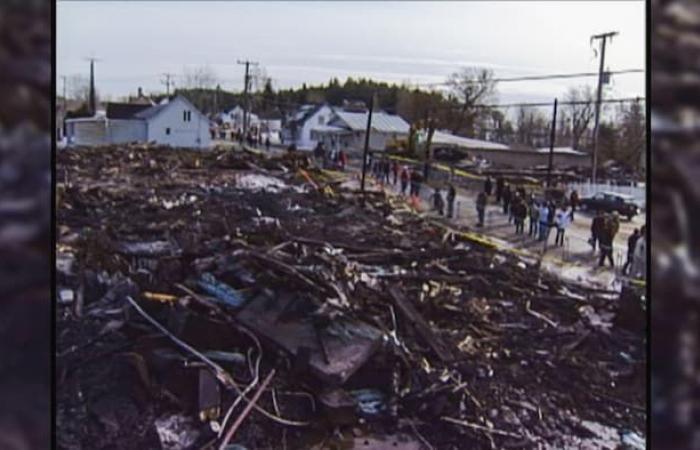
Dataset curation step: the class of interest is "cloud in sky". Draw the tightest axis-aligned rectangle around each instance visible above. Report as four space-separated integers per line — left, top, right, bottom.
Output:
57 1 645 102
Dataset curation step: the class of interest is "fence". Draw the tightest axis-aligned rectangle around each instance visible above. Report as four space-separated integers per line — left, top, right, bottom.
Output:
567 181 646 210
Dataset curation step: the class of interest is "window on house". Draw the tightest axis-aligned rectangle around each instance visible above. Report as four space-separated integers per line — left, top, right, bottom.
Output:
318 116 324 125
183 111 187 122
187 111 191 122
166 128 171 135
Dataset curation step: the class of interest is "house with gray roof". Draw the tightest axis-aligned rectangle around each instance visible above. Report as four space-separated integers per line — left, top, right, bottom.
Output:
65 95 211 148
309 107 411 154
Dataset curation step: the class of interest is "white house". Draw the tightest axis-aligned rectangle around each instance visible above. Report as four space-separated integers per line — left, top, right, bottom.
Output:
219 106 260 130
309 108 411 153
282 104 335 150
65 95 211 148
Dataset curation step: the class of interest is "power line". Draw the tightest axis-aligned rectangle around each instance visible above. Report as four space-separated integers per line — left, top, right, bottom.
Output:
415 69 643 87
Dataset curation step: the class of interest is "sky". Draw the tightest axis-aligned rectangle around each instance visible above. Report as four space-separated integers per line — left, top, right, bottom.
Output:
57 1 645 106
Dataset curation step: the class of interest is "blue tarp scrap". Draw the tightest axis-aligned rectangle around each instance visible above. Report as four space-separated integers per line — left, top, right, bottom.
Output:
197 272 246 308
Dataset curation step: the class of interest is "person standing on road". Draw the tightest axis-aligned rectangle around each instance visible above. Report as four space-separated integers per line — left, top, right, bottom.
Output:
569 190 579 221
529 201 540 237
543 202 556 243
502 184 512 216
433 188 445 216
590 210 605 251
554 207 571 247
538 203 550 241
598 216 616 268
447 183 457 218
484 176 493 197
339 149 347 171
392 160 399 185
496 177 504 203
400 166 409 195
513 198 527 234
476 191 487 227
265 136 271 152
384 159 392 184
623 228 641 275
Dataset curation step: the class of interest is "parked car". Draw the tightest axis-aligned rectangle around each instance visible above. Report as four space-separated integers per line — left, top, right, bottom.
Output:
578 191 639 219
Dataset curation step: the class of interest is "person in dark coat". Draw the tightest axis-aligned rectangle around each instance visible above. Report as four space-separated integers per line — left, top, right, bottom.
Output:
545 202 556 243
513 198 527 234
502 184 512 216
484 176 493 196
476 191 487 227
433 188 445 216
598 216 616 267
623 228 641 275
392 160 400 185
590 210 605 251
446 184 457 218
265 136 271 152
383 159 391 184
569 190 579 221
495 177 505 203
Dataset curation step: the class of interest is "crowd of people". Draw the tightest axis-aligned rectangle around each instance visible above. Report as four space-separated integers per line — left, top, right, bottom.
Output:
478 176 646 278
366 163 646 279
477 176 575 249
312 142 348 171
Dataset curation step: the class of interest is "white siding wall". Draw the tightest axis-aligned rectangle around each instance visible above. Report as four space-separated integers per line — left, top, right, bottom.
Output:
67 120 108 146
146 97 211 148
297 105 333 150
107 119 147 144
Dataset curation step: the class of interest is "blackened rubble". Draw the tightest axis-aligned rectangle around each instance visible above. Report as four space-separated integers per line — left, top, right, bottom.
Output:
56 144 645 450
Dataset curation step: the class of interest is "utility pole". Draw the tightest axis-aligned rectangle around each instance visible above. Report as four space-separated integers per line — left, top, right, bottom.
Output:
85 56 100 116
590 31 618 185
161 73 175 96
546 98 558 188
237 59 258 135
360 93 375 194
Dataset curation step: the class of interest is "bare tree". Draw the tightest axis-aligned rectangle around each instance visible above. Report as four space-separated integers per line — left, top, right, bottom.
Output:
67 74 91 103
564 85 595 150
516 106 549 148
182 65 218 90
446 68 497 136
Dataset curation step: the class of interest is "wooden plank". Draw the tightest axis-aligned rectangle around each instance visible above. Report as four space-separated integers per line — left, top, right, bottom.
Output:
388 287 454 362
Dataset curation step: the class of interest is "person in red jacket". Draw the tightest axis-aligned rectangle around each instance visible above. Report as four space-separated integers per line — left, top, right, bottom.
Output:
338 149 347 171
400 166 409 195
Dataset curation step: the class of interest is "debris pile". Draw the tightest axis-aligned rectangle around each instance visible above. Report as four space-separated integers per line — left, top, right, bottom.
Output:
57 145 645 449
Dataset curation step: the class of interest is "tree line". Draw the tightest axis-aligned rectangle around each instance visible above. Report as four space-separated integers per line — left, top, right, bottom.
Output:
61 65 645 172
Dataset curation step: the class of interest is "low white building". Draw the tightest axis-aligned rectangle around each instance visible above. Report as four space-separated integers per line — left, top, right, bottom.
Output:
310 108 410 153
65 95 211 148
219 106 260 131
282 104 335 150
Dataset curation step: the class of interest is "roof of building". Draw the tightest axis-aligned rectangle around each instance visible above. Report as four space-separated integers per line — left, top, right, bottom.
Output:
310 125 353 134
134 103 169 120
536 146 587 156
332 110 410 133
105 103 153 120
432 130 509 150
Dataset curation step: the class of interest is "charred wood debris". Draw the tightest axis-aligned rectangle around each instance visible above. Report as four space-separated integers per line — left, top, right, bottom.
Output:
56 145 645 449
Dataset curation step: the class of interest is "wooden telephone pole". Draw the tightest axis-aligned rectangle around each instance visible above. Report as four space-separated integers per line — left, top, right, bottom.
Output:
237 59 258 135
590 31 618 185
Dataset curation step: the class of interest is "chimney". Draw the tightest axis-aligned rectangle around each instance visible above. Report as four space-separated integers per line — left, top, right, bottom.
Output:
138 87 143 97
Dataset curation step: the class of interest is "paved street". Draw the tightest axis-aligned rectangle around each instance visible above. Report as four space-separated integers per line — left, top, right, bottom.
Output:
359 170 646 287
